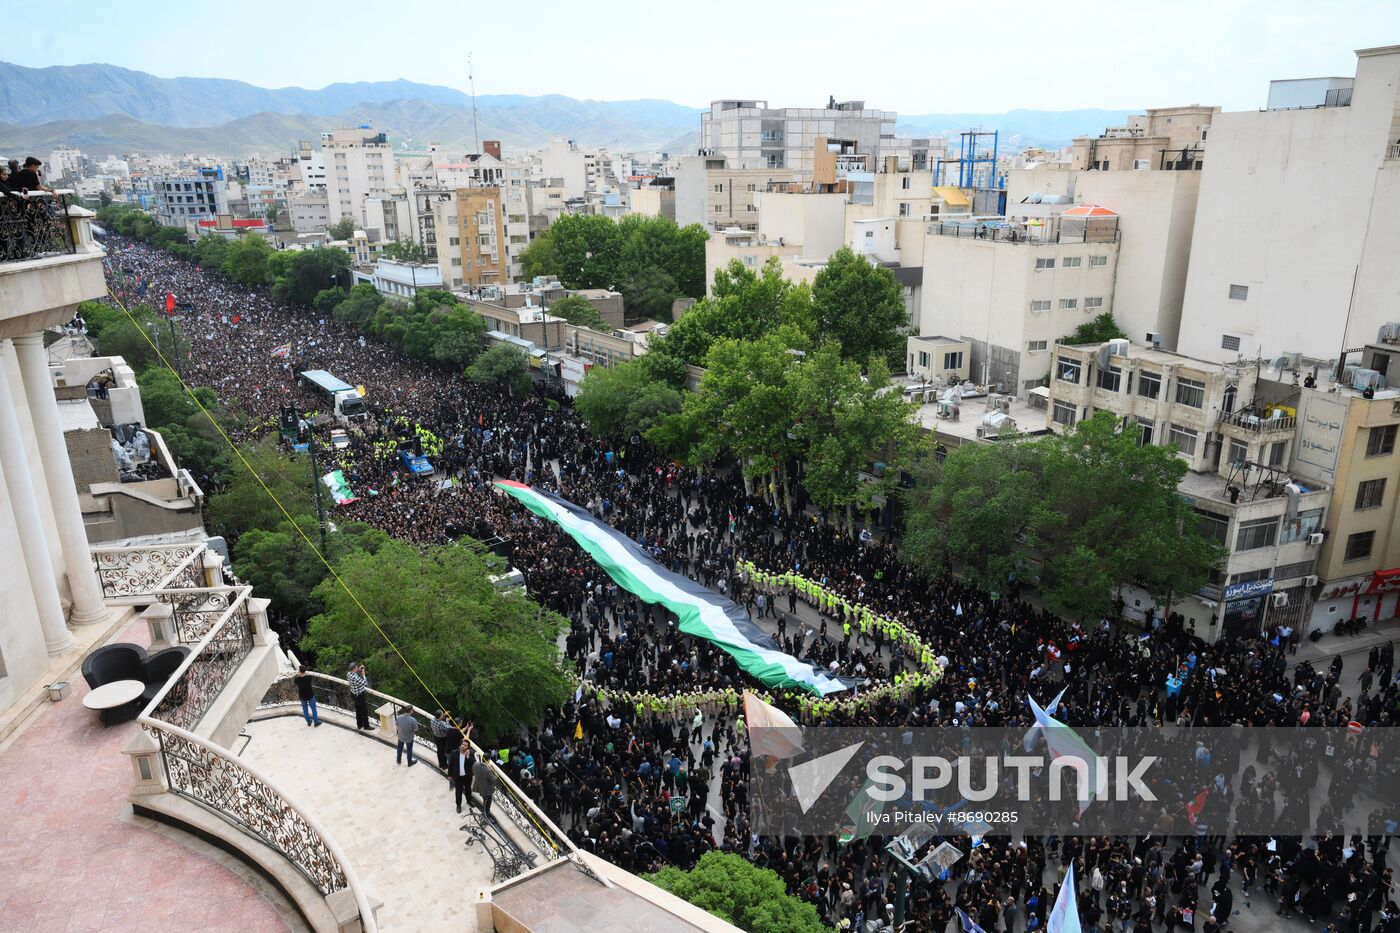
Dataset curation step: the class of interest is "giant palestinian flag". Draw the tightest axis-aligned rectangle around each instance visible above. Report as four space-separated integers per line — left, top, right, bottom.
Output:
495 480 855 696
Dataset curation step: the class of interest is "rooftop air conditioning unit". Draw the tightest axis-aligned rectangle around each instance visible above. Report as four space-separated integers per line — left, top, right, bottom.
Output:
1145 331 1163 348
1271 592 1289 608
1304 575 1319 587
1378 323 1400 344
1352 369 1384 391
1107 338 1131 358
1308 532 1325 546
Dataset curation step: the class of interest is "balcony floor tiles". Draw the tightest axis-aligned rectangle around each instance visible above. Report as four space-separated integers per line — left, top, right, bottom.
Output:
0 618 296 932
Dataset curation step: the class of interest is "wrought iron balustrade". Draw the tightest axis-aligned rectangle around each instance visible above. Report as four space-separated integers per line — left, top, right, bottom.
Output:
0 191 76 263
148 587 252 732
91 543 202 599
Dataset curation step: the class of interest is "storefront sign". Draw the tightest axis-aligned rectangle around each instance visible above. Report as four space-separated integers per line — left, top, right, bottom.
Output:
1224 578 1274 600
1367 568 1400 595
1295 395 1347 479
1319 576 1369 601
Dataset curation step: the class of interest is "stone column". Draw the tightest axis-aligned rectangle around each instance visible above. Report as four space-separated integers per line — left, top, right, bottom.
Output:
0 341 75 655
13 333 108 625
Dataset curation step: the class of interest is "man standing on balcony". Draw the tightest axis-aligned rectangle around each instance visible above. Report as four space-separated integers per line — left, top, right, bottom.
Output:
450 729 475 814
11 157 52 193
472 752 496 817
395 705 419 766
295 665 321 727
430 709 458 770
348 663 372 729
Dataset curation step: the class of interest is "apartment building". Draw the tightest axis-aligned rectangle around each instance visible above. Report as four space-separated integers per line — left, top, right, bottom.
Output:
699 98 895 178
1176 45 1400 364
540 137 600 199
1047 341 1328 638
916 209 1121 392
320 127 392 227
674 154 795 231
1291 339 1400 628
151 167 228 227
433 187 509 288
1068 105 1218 172
47 145 87 182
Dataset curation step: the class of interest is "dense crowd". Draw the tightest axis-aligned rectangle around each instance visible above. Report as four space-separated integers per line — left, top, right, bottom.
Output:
104 235 1400 932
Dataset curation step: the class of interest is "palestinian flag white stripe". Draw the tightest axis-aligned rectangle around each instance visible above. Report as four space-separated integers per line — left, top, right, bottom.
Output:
495 480 853 696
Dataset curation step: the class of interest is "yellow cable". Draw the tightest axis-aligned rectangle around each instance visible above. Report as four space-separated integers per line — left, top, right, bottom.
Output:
106 288 563 851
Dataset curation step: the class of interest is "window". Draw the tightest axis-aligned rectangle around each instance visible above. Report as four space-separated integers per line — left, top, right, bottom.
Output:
1345 531 1376 562
1228 438 1248 465
1052 400 1078 426
1195 509 1229 545
943 351 964 370
746 184 757 192
1027 340 1048 352
1137 370 1161 399
1058 298 1078 310
1236 517 1279 551
1231 568 1272 585
1175 377 1205 408
901 176 911 190
1268 440 1287 467
1056 357 1082 384
1366 424 1397 457
450 257 462 267
712 204 723 213
1228 284 1249 300
1169 423 1198 455
898 202 910 217
745 204 757 212
1221 334 1241 352
1030 299 1052 312
449 236 459 246
1356 478 1387 511
1062 256 1082 268
1137 418 1155 446
918 351 930 369
713 183 724 192
1096 365 1121 392
1084 296 1104 309
1035 257 1056 270
1089 255 1108 268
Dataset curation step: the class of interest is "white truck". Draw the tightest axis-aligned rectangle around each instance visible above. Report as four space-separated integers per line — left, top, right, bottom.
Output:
299 370 368 425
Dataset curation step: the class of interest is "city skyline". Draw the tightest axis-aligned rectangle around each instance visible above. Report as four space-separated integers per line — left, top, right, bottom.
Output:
7 0 1399 116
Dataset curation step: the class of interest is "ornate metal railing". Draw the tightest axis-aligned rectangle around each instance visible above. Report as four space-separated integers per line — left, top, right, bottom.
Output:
156 585 243 644
0 190 76 263
150 587 253 732
258 671 598 883
91 543 203 600
137 589 376 927
1217 407 1297 434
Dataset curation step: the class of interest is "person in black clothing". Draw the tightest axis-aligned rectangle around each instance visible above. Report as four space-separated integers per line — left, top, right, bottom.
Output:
294 665 320 727
11 157 51 193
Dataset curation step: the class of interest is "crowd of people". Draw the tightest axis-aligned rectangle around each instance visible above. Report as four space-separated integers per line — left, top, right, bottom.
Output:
103 233 1400 931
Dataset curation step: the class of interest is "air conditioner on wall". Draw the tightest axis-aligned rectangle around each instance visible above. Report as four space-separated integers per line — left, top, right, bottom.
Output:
1272 592 1290 608
1304 575 1319 587
1308 533 1325 546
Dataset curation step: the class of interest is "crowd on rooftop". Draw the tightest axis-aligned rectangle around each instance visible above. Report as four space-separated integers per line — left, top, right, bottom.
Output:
102 232 1400 932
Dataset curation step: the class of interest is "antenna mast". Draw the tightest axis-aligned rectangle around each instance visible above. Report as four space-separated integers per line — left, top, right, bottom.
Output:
468 53 481 156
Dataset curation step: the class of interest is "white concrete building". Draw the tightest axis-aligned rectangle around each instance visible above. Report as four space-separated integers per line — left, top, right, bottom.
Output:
151 167 229 227
351 258 444 301
1177 45 1400 365
916 210 1121 392
700 99 896 179
47 145 86 183
320 127 393 227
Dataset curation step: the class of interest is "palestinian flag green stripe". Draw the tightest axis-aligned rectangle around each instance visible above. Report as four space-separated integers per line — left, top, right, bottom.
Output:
494 480 854 696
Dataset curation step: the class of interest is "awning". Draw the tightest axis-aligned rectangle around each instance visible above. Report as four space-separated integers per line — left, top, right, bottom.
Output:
932 186 970 208
1368 567 1400 594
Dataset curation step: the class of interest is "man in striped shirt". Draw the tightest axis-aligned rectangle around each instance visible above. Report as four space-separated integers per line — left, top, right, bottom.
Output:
348 663 372 730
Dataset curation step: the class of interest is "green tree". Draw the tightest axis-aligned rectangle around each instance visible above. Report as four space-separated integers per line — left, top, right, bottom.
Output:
430 306 487 367
381 238 428 264
618 267 682 324
264 205 280 227
207 437 316 542
657 258 814 368
517 228 557 282
811 246 908 368
314 287 348 314
332 283 386 330
194 235 231 272
301 539 572 743
1066 312 1127 344
222 235 276 288
647 852 826 933
467 343 533 395
326 218 356 240
902 411 1223 618
547 295 607 330
550 213 623 289
575 360 681 437
235 519 388 624
272 247 351 306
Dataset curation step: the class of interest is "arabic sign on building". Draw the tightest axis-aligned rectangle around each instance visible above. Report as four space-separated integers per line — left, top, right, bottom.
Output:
1294 394 1348 480
1224 578 1275 600
1318 575 1369 601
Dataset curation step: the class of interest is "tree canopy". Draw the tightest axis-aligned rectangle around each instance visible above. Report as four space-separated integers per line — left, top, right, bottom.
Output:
574 358 684 439
467 343 533 396
1067 312 1128 345
547 295 607 330
326 218 356 240
811 245 909 367
901 411 1223 619
647 852 827 933
301 539 573 743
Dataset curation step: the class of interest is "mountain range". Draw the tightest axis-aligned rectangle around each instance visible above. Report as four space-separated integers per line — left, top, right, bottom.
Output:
0 62 1134 157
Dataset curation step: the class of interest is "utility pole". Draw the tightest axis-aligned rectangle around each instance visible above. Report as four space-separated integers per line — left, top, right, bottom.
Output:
167 315 182 379
468 53 481 156
302 412 329 557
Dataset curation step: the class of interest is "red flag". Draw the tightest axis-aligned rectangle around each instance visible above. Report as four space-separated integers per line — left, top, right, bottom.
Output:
164 292 175 314
477 412 483 426
1185 789 1208 826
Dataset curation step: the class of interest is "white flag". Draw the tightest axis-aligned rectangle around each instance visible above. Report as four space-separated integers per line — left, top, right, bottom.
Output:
1048 863 1083 933
1023 686 1068 752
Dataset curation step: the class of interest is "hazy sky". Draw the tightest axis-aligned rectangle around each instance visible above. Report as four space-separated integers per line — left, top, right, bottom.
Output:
10 0 1399 114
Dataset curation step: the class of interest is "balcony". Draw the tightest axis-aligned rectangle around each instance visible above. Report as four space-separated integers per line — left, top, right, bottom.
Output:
0 191 76 264
929 218 1119 245
1217 406 1296 438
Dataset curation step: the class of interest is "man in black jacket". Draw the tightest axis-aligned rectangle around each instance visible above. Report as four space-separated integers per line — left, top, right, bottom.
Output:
448 732 475 814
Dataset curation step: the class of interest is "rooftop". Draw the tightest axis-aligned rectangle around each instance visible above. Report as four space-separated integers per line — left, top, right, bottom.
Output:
912 390 1049 443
